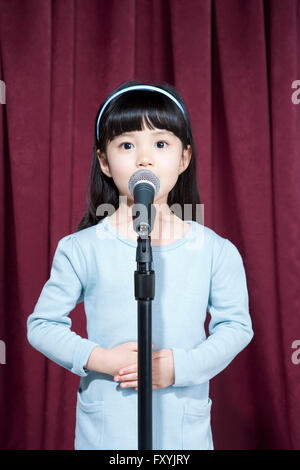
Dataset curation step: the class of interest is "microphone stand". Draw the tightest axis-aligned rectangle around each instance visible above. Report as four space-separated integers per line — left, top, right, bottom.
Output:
134 209 155 450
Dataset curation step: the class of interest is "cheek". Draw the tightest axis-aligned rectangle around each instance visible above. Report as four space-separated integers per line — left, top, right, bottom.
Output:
109 158 130 178
108 161 134 194
158 162 182 195
158 173 179 197
159 158 181 180
160 151 181 168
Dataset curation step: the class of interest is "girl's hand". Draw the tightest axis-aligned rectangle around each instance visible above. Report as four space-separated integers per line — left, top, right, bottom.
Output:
102 341 155 377
114 349 175 390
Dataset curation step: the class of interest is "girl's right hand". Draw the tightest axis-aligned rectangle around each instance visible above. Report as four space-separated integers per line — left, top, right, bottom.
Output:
105 341 155 377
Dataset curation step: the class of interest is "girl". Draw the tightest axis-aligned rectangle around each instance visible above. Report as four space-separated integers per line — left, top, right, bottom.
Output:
27 80 254 450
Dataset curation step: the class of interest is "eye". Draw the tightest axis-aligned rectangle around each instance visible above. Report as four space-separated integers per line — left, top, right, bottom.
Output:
156 141 168 148
120 142 133 150
119 141 168 150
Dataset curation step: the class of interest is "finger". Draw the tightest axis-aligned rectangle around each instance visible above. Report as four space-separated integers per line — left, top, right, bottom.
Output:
152 350 164 358
117 372 137 382
152 351 161 359
120 380 138 388
127 342 155 350
118 363 137 376
117 357 158 380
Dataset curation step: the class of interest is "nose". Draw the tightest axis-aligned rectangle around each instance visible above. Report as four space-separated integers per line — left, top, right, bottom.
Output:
136 154 153 168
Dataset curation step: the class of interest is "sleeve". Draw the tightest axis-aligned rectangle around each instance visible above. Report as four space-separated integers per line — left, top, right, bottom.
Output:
27 235 100 377
171 238 254 387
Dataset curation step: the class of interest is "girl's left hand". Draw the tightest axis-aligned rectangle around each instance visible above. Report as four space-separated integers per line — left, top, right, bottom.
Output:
113 349 175 390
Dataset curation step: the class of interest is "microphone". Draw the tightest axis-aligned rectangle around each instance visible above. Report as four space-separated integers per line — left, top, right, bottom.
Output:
128 169 160 237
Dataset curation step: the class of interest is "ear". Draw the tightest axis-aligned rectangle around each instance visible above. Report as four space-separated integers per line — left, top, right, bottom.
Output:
179 145 192 175
97 149 112 178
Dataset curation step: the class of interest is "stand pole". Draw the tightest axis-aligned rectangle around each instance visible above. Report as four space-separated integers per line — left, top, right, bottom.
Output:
134 236 155 450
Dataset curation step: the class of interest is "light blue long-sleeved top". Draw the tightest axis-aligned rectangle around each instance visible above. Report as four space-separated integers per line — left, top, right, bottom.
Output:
27 215 254 450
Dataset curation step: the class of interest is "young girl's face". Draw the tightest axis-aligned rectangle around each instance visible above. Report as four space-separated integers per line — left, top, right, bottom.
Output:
97 120 192 206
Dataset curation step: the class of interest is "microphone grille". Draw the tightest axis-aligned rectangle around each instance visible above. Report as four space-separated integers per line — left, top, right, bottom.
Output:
128 169 160 197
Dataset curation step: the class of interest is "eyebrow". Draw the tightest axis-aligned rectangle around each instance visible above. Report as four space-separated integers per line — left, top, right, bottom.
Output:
116 130 173 138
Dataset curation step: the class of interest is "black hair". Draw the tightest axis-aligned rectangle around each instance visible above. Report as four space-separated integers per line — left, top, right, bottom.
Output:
76 79 201 231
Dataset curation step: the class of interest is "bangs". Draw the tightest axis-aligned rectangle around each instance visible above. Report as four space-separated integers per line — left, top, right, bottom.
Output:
96 90 189 153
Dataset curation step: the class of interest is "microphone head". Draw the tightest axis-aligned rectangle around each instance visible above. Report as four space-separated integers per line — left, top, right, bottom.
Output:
128 169 160 198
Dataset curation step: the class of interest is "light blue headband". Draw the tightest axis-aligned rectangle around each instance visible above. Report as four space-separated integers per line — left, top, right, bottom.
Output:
96 84 187 142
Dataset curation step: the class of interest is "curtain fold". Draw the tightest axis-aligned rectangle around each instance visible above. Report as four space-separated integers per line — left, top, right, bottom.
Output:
0 0 299 449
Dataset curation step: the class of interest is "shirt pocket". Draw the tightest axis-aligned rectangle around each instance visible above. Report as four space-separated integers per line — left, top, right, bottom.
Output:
74 389 105 450
182 398 212 450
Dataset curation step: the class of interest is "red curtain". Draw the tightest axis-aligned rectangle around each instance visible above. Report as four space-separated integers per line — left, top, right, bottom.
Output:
0 0 299 450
